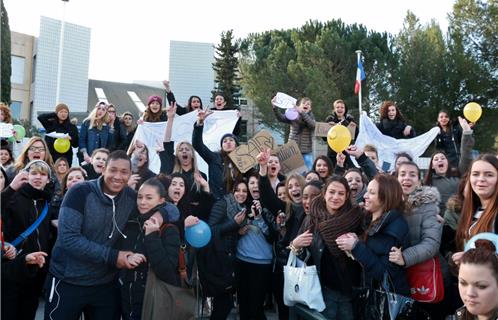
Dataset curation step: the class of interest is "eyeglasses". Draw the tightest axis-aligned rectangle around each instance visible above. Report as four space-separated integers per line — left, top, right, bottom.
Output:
28 147 46 152
108 110 116 114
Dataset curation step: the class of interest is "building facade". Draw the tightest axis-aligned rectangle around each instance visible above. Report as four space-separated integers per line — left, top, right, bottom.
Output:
10 31 35 120
168 40 215 107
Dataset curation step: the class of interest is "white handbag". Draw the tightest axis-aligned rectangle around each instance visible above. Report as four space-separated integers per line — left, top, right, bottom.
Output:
283 251 326 312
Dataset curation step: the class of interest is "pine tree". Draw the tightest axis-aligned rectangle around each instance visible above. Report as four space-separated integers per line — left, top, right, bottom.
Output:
212 30 241 108
1 1 11 104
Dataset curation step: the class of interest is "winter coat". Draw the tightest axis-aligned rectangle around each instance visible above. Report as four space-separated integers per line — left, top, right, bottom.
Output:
49 177 137 286
376 118 415 139
78 119 113 156
431 130 474 213
258 174 305 267
1 184 53 255
435 123 462 168
37 112 79 163
402 186 442 267
119 207 181 320
192 123 234 199
273 108 316 154
351 210 410 296
109 117 128 151
455 306 498 320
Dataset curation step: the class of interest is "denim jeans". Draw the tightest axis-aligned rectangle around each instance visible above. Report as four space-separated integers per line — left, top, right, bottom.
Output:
320 287 354 320
302 153 313 170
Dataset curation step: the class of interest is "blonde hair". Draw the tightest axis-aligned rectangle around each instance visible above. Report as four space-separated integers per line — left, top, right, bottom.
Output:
25 160 52 179
84 103 109 130
173 141 202 191
14 137 54 173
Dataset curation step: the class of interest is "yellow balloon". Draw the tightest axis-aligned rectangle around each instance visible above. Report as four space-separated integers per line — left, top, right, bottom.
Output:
463 102 482 123
327 125 351 153
54 138 71 153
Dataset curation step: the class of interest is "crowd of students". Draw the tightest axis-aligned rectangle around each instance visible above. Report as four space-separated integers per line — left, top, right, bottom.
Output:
0 90 497 320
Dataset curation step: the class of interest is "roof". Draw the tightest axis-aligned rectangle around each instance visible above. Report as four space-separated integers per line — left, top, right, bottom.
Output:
87 79 167 119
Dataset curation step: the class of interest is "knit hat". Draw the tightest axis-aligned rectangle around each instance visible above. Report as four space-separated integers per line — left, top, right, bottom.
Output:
55 103 69 113
220 133 239 147
147 95 163 107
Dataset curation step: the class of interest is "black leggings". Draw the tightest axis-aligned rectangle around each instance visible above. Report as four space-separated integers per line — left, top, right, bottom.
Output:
236 259 272 320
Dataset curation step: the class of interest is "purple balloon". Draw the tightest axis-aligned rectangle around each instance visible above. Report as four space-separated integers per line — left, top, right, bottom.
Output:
285 108 299 121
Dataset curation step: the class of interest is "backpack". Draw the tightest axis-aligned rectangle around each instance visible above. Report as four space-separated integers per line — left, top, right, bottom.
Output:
196 229 236 297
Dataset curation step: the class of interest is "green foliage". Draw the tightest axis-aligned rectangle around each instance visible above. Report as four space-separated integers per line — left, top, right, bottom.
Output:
1 1 11 104
13 119 40 138
212 30 241 108
239 20 393 135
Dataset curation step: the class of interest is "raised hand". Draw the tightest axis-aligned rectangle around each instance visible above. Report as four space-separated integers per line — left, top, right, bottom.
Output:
166 102 177 119
144 216 161 235
10 170 29 191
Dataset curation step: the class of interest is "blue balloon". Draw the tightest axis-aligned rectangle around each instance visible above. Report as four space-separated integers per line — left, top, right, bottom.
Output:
464 232 498 253
185 220 212 248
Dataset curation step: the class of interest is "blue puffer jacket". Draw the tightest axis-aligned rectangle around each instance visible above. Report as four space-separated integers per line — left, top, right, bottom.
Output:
79 119 113 156
352 209 410 296
49 177 137 286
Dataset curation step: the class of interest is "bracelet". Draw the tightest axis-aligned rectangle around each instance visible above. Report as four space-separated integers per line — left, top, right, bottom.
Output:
287 242 303 255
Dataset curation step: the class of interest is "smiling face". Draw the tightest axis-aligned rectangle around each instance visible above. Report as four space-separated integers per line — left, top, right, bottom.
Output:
234 182 248 204
387 105 397 120
102 158 131 196
297 99 312 113
92 152 108 174
287 178 303 203
149 101 161 114
138 184 165 214
470 160 498 202
334 102 345 118
277 185 287 201
66 170 85 190
314 159 330 179
0 149 11 165
168 177 185 205
324 181 348 213
248 176 260 200
28 169 49 190
268 156 281 178
438 111 450 127
397 163 420 195
364 180 382 216
302 185 321 214
345 171 364 199
222 137 236 153
432 153 449 175
459 263 498 318
27 141 47 161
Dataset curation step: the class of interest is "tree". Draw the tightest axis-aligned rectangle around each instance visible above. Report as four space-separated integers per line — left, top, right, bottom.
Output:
239 20 393 134
212 30 241 108
1 0 11 104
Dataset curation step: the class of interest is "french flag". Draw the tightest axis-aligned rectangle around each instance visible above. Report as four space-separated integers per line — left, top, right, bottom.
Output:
354 59 366 95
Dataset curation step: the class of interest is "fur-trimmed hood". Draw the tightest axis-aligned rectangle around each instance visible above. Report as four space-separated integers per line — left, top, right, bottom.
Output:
406 186 440 212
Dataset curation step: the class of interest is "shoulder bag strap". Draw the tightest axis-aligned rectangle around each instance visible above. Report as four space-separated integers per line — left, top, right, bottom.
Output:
11 202 49 247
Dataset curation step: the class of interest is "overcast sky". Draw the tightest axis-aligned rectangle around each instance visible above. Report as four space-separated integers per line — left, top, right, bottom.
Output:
6 0 456 83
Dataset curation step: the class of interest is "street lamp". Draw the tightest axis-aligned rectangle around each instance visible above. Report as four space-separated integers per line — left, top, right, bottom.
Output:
55 0 69 104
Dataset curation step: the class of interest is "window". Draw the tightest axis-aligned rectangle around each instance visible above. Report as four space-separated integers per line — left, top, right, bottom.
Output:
11 56 25 84
127 91 146 112
95 88 109 104
10 101 22 120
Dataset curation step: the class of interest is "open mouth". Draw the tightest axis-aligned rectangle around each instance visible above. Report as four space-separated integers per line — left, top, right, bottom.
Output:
291 191 301 199
32 155 41 159
181 154 189 160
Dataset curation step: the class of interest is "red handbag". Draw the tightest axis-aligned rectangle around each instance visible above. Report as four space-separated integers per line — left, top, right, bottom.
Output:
406 256 444 303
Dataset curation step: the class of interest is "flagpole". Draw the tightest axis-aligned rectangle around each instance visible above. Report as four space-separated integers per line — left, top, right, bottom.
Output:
355 50 362 116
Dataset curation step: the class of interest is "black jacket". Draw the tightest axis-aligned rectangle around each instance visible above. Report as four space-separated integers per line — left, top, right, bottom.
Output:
435 123 462 167
376 118 415 139
37 112 79 163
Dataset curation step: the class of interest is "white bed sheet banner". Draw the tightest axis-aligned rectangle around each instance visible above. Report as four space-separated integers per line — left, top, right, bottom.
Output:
133 110 239 174
354 112 439 171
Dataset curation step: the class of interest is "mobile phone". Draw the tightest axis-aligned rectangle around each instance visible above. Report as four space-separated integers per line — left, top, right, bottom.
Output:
381 161 391 172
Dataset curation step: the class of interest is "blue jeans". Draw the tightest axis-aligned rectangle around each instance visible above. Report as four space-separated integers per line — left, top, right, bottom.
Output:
302 153 313 170
320 287 354 320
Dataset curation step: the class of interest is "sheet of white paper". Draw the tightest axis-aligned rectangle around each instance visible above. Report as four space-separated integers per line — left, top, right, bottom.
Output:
273 92 297 109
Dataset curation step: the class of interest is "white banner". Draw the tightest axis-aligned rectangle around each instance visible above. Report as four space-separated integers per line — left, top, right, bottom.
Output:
354 112 439 171
133 110 239 174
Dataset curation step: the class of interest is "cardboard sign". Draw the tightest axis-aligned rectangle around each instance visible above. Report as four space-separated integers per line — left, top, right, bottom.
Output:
314 122 333 137
229 130 276 173
314 122 357 140
275 140 307 175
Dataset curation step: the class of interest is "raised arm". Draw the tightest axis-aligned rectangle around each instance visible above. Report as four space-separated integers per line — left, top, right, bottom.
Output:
457 116 474 175
192 110 216 163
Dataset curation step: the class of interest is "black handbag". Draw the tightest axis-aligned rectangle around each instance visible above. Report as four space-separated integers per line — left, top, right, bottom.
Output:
353 273 428 320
